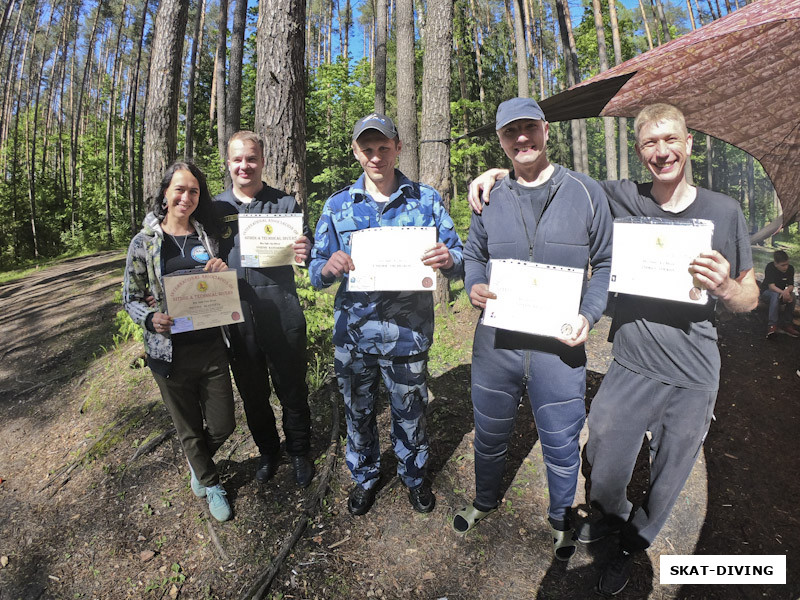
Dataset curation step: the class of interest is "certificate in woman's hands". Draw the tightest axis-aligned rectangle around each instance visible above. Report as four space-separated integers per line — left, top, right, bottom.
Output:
608 218 714 304
482 259 584 337
347 226 437 292
163 269 245 333
238 213 303 267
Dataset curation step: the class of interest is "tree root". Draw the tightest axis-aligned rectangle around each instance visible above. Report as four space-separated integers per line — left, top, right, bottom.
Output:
130 427 176 461
239 385 340 600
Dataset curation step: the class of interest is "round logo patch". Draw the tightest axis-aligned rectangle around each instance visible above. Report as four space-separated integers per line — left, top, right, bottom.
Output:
561 323 573 336
222 226 232 239
231 311 240 321
264 224 274 235
197 281 208 292
191 245 210 263
422 277 433 288
689 286 702 301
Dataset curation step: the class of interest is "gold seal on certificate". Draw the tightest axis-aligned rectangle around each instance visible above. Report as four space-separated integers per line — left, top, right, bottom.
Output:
163 269 245 333
238 213 303 268
609 218 714 304
347 226 438 292
482 259 584 338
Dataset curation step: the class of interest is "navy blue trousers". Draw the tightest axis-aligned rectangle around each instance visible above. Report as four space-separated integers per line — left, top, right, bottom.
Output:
470 324 587 521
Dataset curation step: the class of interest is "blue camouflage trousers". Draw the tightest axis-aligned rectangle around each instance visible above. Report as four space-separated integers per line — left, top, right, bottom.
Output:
334 347 430 490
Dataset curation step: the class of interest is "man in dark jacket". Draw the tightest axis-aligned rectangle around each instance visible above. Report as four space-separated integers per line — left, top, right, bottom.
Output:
455 97 612 563
213 131 314 488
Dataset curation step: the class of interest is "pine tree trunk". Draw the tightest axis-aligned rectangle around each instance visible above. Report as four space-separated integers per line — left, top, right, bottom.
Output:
554 0 587 173
256 0 306 201
185 0 206 160
512 0 528 97
374 0 387 113
225 0 246 187
143 0 189 206
396 0 418 181
653 0 671 41
215 0 228 168
105 0 128 246
70 4 102 229
419 0 453 309
607 0 627 179
128 0 150 234
591 0 617 179
638 0 654 50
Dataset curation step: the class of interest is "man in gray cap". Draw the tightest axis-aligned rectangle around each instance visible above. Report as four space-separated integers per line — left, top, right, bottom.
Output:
309 113 464 516
454 97 612 565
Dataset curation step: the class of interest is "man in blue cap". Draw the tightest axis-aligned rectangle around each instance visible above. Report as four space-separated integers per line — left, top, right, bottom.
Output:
454 97 613 565
309 113 464 516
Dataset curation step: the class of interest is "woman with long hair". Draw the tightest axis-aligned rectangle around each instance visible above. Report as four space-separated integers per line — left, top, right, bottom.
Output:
123 161 235 522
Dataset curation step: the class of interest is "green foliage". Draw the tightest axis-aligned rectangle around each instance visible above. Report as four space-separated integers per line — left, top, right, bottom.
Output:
305 58 375 227
294 269 335 388
113 287 143 344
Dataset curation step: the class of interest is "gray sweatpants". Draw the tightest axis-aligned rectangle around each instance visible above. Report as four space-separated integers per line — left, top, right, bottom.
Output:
586 360 716 550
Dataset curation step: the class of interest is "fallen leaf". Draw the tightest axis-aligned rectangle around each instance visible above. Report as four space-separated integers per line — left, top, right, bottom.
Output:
169 584 179 598
139 550 155 562
422 571 435 581
1 556 8 568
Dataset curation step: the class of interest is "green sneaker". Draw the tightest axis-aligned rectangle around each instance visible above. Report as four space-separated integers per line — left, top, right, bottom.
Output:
206 485 231 522
189 466 206 498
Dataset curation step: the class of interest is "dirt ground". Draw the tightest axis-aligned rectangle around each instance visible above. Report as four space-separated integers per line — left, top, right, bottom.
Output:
0 252 798 600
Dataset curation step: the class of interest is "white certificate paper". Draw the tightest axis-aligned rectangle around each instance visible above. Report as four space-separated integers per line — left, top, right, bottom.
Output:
238 213 303 268
347 226 437 292
163 269 245 333
608 218 714 304
482 259 584 338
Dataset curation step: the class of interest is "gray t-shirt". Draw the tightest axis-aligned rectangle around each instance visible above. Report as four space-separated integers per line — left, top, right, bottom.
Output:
601 180 753 391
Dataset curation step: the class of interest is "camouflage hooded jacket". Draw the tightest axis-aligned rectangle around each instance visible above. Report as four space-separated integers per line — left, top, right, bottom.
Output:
309 170 464 357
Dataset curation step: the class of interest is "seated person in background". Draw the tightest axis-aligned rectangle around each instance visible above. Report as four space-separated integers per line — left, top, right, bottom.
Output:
761 249 798 338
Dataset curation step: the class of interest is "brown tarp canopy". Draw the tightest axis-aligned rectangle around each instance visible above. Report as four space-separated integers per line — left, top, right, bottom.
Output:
539 0 800 223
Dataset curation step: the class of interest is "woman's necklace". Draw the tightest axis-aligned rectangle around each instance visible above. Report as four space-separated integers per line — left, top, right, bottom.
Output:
168 233 188 257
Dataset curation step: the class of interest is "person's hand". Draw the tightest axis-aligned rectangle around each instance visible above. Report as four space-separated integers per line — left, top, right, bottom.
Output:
781 288 793 303
152 311 174 335
422 243 453 271
469 283 497 310
204 257 228 272
468 168 509 214
144 293 156 308
556 314 590 347
293 235 311 264
321 250 355 279
690 251 733 298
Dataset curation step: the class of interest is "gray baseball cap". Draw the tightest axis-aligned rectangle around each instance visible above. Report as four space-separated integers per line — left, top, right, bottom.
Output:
495 97 546 130
352 113 398 141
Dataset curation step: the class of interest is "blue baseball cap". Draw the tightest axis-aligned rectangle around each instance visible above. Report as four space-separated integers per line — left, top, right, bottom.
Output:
495 97 546 130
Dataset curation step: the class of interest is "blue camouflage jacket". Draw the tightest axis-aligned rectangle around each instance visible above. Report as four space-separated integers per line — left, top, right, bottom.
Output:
309 170 464 357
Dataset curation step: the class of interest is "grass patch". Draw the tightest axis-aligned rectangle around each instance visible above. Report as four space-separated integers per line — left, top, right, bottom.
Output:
0 248 123 285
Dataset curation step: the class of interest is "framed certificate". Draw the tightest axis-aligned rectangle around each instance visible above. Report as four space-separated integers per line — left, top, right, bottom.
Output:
163 269 245 333
238 213 303 268
347 226 438 292
482 259 584 338
608 217 714 304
